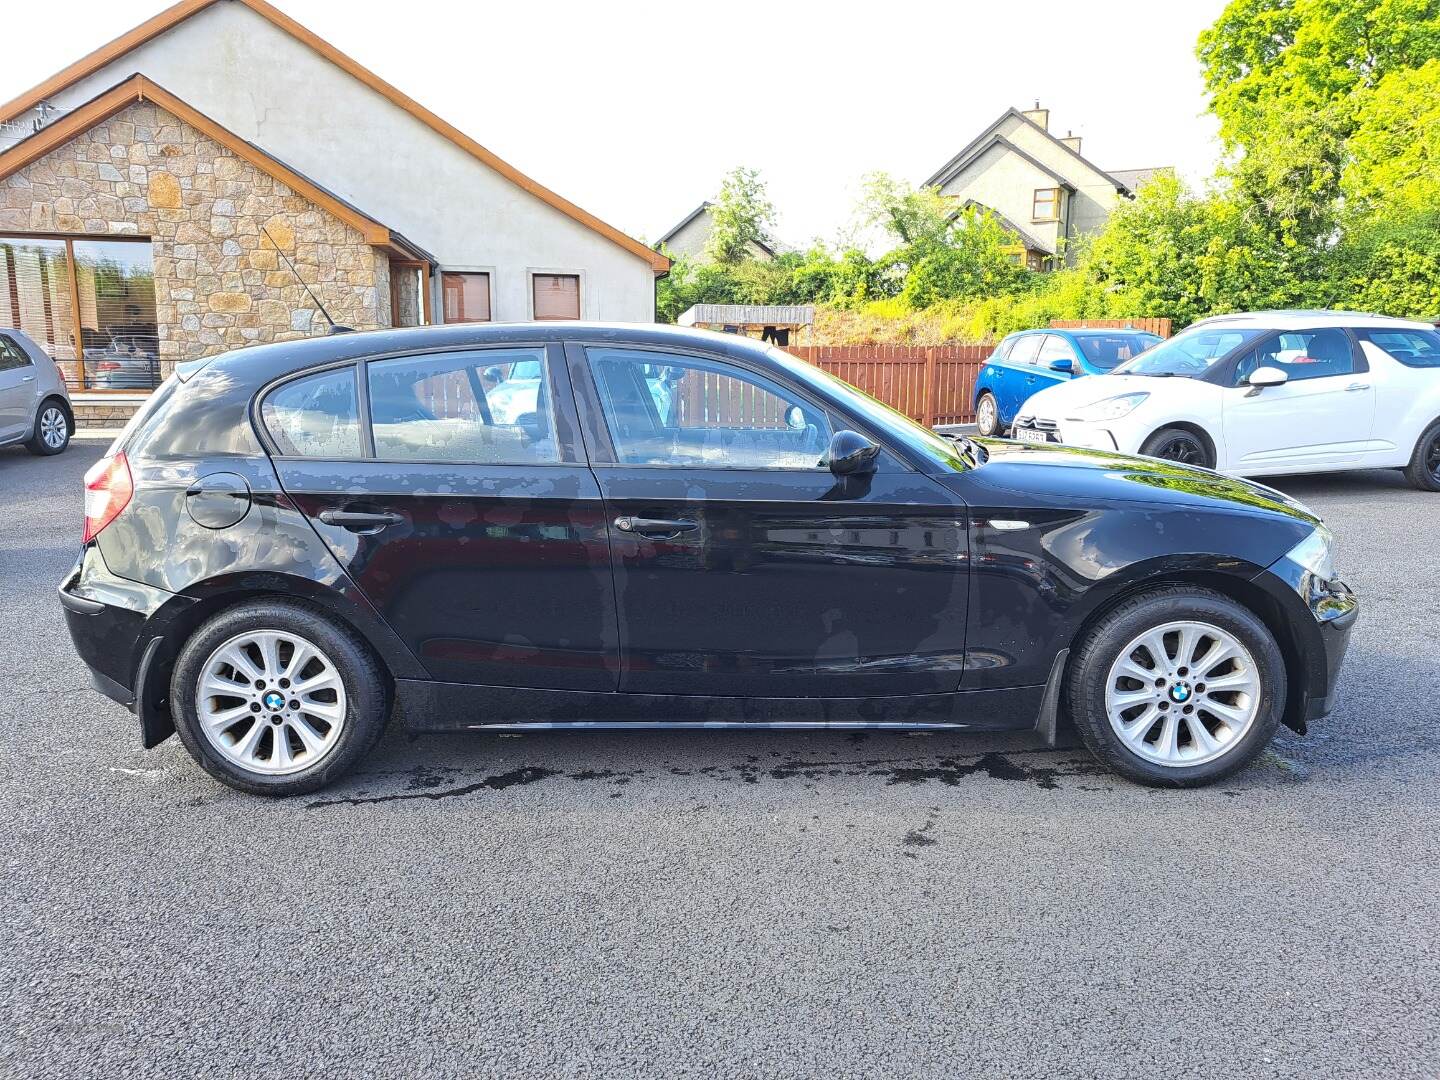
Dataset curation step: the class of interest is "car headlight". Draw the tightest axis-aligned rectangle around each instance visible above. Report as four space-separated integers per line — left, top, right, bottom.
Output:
1066 392 1149 422
1285 524 1336 581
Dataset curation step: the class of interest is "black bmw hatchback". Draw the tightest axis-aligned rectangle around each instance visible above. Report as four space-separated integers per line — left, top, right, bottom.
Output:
61 323 1357 795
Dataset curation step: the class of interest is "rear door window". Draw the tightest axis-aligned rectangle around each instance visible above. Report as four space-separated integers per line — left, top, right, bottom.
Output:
1008 335 1043 366
261 367 363 458
0 334 34 370
367 348 559 464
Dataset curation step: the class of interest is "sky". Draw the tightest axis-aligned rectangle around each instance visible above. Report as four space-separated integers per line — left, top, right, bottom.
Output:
2 0 1228 251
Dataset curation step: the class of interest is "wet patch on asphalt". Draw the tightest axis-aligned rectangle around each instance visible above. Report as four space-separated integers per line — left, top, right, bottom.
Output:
304 749 1111 809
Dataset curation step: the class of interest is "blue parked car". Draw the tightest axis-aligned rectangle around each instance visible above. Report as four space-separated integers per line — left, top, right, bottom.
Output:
972 327 1163 436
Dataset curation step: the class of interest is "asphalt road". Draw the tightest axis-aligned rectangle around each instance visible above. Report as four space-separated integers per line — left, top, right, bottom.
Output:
2 439 1437 1079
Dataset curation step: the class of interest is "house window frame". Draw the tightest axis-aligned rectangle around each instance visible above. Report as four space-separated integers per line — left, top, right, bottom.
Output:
528 268 584 321
1031 187 1062 224
389 259 433 328
440 267 495 324
0 230 157 393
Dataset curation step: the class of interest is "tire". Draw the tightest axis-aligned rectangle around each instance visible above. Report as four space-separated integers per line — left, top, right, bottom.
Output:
975 392 1002 437
1064 587 1286 787
1139 426 1213 468
1403 418 1440 492
24 398 71 456
170 599 389 796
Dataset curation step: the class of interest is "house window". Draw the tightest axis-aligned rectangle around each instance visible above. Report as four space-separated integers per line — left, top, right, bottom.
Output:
442 272 491 323
0 234 159 390
532 274 580 320
1032 188 1061 223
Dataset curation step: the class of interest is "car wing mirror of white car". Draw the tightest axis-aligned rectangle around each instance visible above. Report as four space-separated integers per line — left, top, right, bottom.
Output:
1245 366 1288 396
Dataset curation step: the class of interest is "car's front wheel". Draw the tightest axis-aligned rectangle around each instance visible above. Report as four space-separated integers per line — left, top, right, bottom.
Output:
25 399 71 455
170 600 389 796
1404 418 1440 492
1139 426 1214 468
1065 587 1285 787
975 392 1002 437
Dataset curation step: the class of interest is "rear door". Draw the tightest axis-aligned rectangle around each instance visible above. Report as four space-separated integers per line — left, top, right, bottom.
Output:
0 333 37 441
570 342 970 699
998 333 1043 423
1221 328 1375 471
261 344 619 690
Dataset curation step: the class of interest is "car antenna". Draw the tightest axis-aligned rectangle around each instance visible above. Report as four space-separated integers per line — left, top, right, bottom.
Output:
261 225 354 335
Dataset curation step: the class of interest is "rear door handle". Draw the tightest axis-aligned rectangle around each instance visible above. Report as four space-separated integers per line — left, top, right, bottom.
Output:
614 516 698 539
1345 382 1370 391
318 508 405 533
21 375 34 382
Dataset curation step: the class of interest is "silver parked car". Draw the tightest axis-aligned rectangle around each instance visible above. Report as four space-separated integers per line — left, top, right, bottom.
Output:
0 328 73 455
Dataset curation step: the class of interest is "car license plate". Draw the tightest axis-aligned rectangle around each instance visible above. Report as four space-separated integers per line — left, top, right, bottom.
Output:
1015 426 1050 445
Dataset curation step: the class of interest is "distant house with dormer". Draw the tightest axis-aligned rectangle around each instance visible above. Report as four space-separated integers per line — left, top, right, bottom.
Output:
924 103 1169 270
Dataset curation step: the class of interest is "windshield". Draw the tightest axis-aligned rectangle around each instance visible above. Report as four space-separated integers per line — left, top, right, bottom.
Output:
1075 333 1163 371
1114 326 1265 377
766 347 975 472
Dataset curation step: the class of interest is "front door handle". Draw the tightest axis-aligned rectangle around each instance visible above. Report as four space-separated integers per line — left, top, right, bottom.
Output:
318 508 405 533
21 375 34 382
1345 382 1370 391
614 516 698 539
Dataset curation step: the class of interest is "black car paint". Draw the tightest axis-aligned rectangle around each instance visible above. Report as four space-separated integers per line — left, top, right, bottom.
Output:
60 323 1357 750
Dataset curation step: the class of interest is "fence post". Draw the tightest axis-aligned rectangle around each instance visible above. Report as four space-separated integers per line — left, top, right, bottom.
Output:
921 347 939 428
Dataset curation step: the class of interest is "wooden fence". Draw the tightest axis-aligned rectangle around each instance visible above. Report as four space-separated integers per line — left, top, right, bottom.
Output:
782 344 990 427
1049 317 1173 338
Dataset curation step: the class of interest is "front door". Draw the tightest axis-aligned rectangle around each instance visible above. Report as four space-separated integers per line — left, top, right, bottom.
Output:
1222 327 1375 471
261 344 619 690
571 343 970 699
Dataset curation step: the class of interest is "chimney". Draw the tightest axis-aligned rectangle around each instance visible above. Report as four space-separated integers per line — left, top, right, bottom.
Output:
1060 129 1083 154
1021 100 1049 131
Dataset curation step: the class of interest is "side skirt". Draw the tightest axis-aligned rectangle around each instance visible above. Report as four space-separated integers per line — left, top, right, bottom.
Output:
396 679 1047 733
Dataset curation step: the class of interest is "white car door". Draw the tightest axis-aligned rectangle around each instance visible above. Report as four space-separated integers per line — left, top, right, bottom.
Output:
1220 327 1375 472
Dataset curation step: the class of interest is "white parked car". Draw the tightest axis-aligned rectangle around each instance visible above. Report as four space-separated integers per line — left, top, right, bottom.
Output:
1011 311 1440 491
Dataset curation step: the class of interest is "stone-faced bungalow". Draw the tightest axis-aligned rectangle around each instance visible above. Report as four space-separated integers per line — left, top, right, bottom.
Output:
0 0 668 427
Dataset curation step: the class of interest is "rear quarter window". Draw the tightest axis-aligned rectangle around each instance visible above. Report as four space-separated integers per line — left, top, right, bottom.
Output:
125 370 264 459
1355 328 1440 368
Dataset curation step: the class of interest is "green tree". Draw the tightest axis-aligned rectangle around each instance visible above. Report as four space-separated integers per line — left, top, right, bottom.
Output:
1344 58 1440 209
704 167 777 266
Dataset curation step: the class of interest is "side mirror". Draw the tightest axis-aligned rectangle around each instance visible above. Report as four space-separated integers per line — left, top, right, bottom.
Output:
1246 366 1288 394
826 429 880 476
1048 358 1074 373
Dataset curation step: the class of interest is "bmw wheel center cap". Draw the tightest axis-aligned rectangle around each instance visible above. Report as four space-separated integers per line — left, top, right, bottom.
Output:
1168 683 1192 704
263 691 286 711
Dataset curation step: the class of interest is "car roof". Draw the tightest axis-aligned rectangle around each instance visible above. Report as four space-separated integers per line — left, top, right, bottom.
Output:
1186 310 1433 332
187 321 770 386
1011 327 1157 337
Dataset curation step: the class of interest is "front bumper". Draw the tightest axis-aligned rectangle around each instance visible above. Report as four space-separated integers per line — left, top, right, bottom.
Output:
1254 555 1359 732
1011 415 1120 452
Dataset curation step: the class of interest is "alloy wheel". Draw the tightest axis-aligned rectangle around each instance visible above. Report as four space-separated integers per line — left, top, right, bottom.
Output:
40 407 67 449
1427 432 1440 484
976 395 998 436
1104 620 1261 767
1152 433 1206 466
196 630 348 776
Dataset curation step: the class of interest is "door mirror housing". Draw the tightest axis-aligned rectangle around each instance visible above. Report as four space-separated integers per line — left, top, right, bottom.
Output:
826 430 880 476
1246 366 1288 394
1048 358 1075 373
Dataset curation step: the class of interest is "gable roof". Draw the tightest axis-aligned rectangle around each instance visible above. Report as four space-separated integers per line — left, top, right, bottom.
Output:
0 73 432 261
0 0 668 274
655 201 777 258
953 200 1054 255
924 107 1133 195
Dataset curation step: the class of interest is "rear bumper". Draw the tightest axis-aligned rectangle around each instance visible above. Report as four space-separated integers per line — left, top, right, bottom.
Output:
60 546 192 746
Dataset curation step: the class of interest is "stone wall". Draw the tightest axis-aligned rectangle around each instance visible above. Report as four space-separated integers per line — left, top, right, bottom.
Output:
0 100 390 375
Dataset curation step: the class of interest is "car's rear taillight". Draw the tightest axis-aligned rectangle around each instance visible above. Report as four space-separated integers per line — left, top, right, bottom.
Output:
82 452 133 544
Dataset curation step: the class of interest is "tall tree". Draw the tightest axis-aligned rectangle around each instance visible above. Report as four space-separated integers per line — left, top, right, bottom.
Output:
704 167 777 266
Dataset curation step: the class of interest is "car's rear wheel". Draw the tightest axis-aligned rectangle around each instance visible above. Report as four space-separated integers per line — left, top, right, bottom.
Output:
1403 419 1440 492
975 392 1002 437
25 399 71 455
1140 426 1213 468
170 600 388 796
1065 587 1285 787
